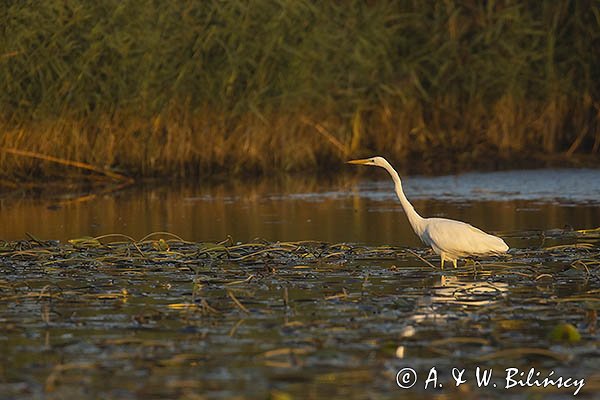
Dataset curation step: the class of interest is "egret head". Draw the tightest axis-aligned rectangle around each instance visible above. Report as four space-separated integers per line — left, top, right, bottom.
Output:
346 156 388 168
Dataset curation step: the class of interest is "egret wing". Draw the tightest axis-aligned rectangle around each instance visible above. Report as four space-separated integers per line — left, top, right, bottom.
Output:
421 218 508 258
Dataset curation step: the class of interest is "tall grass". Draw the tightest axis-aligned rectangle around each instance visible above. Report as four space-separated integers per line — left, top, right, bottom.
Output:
1 1 599 180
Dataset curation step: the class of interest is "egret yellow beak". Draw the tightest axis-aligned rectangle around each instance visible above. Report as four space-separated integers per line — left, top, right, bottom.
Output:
346 158 371 165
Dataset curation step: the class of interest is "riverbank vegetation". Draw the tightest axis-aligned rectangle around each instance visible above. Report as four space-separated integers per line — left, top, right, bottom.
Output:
1 1 599 182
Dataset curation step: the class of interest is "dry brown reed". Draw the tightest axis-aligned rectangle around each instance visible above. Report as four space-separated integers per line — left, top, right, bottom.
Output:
1 1 598 181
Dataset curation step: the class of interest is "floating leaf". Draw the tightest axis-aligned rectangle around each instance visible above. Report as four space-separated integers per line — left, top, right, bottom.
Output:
548 323 581 343
153 239 170 251
68 237 102 248
167 303 198 310
269 389 293 400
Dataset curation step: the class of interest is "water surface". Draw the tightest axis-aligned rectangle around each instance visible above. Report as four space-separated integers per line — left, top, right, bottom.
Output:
1 169 599 246
1 168 599 399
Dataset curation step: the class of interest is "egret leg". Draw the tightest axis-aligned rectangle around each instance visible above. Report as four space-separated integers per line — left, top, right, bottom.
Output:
452 259 457 269
440 254 445 270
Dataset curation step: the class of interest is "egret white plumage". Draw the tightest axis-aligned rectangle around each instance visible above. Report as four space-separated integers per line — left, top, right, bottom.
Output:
348 156 509 268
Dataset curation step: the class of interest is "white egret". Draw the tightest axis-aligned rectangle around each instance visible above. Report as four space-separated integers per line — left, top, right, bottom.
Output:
348 156 509 268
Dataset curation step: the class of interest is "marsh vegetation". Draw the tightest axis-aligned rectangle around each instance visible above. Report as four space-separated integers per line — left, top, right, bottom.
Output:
1 228 599 398
1 1 599 181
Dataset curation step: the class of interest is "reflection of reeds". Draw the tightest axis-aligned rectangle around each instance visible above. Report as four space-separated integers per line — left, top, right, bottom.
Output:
1 1 598 179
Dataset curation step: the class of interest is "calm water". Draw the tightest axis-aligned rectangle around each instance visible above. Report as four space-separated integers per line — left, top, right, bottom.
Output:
1 168 599 399
1 169 599 245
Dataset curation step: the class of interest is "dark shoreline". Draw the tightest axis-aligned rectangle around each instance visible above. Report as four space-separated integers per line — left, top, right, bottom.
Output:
1 152 599 195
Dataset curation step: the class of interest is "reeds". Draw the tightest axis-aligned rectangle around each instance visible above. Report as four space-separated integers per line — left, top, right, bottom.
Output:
1 1 598 180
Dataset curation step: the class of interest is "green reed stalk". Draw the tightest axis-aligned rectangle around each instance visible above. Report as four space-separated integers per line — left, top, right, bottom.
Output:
0 0 598 180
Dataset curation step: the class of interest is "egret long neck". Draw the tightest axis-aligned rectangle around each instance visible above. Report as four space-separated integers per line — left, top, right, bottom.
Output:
385 165 424 235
